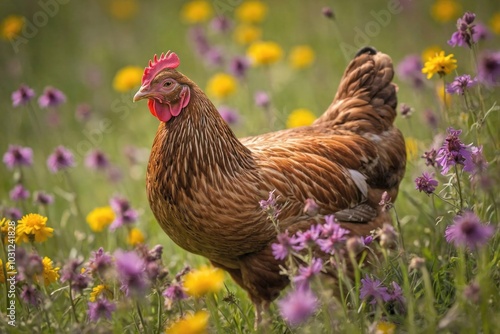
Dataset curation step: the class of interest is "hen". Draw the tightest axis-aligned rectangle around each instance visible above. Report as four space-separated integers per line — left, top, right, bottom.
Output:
133 47 406 322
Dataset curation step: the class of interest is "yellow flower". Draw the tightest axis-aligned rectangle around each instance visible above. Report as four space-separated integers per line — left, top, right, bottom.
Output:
421 45 442 63
1 217 10 243
422 51 457 79
166 311 209 334
0 260 13 283
286 108 316 128
247 41 283 66
233 24 262 45
35 257 60 286
431 0 461 23
183 266 224 297
89 284 113 302
127 227 145 246
206 73 237 99
108 0 138 20
1 15 24 40
181 0 213 24
436 82 451 107
86 206 115 232
16 214 53 244
113 66 143 92
375 321 396 334
235 1 268 24
405 137 419 161
490 12 500 35
289 45 315 69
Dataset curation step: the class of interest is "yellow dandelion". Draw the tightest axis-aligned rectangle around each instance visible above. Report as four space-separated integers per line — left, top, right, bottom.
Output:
235 1 268 24
436 82 451 107
183 266 224 297
233 24 262 45
35 257 60 286
1 15 24 40
286 108 316 128
113 66 143 92
431 0 461 23
86 206 115 232
422 51 457 79
421 45 442 63
375 321 396 334
289 45 315 70
108 0 138 20
206 73 237 99
405 137 419 161
127 227 145 246
166 311 209 334
16 214 53 244
247 41 283 66
181 0 213 24
90 284 113 302
490 12 500 35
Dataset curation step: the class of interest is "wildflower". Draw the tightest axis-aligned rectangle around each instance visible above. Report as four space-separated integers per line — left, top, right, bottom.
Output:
3 145 33 169
292 224 321 251
183 266 224 297
127 227 145 246
33 191 54 206
234 24 261 45
4 207 22 221
472 23 491 43
88 298 116 322
228 56 250 79
448 11 476 48
20 285 41 306
90 284 112 302
46 146 75 173
11 84 35 107
205 48 224 66
397 55 425 88
278 286 318 327
108 0 138 20
422 148 438 167
84 149 110 171
436 127 473 174
399 103 414 118
38 86 66 108
491 12 500 34
188 26 210 57
292 258 323 288
114 250 148 296
446 74 477 95
166 311 209 334
360 275 391 305
254 91 270 109
421 46 443 63
211 16 232 33
415 172 439 194
470 145 488 175
35 257 60 286
286 108 316 128
379 191 393 211
445 211 494 249
423 109 439 130
235 1 267 24
431 0 462 23
60 259 90 292
112 66 142 92
109 196 139 229
375 321 396 334
272 231 294 260
181 0 213 23
16 251 44 281
289 45 315 69
303 198 319 216
87 247 113 275
16 213 53 244
218 106 240 125
10 184 30 201
379 223 398 249
316 215 349 254
206 73 237 99
1 15 24 40
247 41 283 66
164 283 188 309
476 50 500 86
388 281 406 305
86 206 115 232
322 7 335 19
75 103 92 122
422 51 457 79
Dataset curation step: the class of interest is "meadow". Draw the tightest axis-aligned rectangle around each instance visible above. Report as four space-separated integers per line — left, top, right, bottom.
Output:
1 0 499 333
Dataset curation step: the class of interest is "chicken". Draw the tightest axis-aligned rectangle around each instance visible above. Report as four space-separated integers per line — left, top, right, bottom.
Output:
133 47 406 322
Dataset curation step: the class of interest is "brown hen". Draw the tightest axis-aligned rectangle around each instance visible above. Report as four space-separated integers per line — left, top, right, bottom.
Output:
133 47 406 322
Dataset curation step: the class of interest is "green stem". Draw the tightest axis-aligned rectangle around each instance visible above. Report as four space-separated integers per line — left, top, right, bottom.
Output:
156 289 162 334
68 283 79 323
136 301 147 333
454 165 464 210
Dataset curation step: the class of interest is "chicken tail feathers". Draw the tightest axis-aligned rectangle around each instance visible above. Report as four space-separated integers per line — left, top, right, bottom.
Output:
315 47 397 134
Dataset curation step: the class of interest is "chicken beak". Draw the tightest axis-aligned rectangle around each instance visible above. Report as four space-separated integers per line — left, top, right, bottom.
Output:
133 86 149 102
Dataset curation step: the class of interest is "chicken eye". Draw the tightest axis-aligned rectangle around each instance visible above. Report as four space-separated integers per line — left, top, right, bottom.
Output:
164 81 173 87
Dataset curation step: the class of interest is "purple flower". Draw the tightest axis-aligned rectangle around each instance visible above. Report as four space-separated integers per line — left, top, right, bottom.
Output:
389 281 406 305
378 191 393 211
316 215 349 254
292 258 323 288
75 103 92 122
422 148 438 167
446 74 477 95
109 196 139 229
292 224 321 251
448 12 476 48
163 283 187 302
445 211 494 250
477 50 500 86
435 128 473 175
12 84 35 107
114 250 148 296
16 251 43 281
272 231 294 260
278 286 319 327
423 109 439 130
322 7 334 19
415 172 438 194
188 27 210 57
20 285 41 306
3 207 22 220
469 145 488 175
211 15 232 33
228 56 250 79
396 55 425 89
260 190 281 219
60 258 90 292
88 298 116 322
254 90 270 109
87 247 113 275
399 103 413 118
34 191 54 206
360 275 392 305
303 198 319 216
46 146 75 173
3 145 33 169
9 184 30 201
85 149 110 171
472 23 491 43
205 48 224 66
218 106 240 125
38 86 66 108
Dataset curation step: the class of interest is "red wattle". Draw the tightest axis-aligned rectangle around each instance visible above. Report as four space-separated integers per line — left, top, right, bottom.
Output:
148 99 157 117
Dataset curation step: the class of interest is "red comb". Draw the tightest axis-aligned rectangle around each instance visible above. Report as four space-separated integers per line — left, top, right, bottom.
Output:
141 51 180 86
